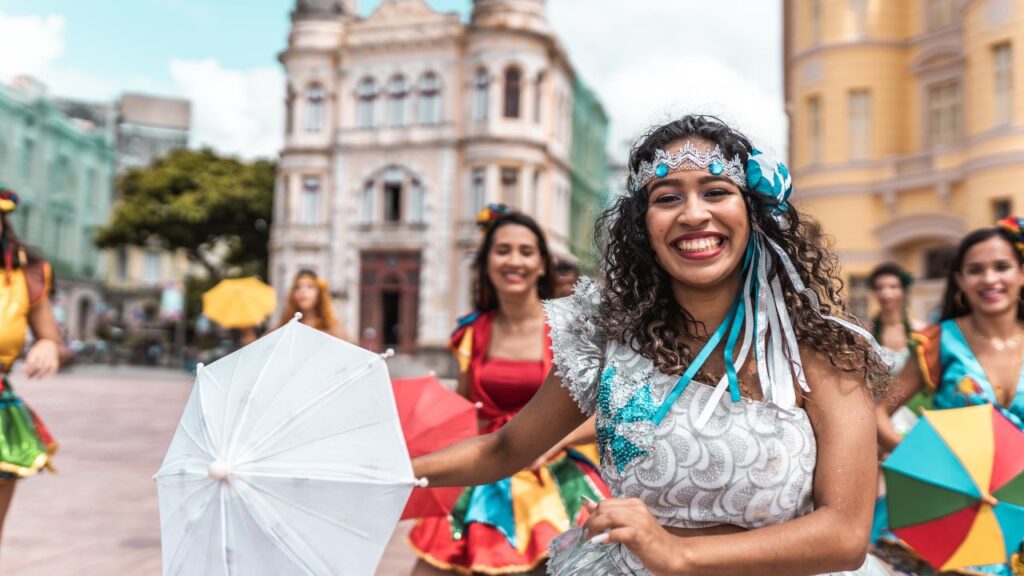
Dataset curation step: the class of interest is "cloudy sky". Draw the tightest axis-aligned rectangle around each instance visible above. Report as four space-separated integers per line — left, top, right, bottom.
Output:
0 0 785 160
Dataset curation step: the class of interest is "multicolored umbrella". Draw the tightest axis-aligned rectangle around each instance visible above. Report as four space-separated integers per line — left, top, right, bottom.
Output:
882 404 1024 571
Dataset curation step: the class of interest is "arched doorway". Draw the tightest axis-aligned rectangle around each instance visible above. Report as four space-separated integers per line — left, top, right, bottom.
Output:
359 252 420 353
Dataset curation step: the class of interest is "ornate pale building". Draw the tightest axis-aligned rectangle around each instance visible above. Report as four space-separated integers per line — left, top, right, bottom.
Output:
272 0 590 369
785 0 1024 321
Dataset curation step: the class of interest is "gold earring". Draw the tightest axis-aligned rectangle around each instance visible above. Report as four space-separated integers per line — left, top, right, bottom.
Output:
956 291 968 309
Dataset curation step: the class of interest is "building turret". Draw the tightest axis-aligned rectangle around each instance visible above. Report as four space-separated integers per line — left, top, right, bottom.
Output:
471 0 550 34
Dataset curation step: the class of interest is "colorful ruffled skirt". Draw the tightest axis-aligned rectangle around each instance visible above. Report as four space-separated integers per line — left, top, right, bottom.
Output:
408 447 609 575
0 374 56 478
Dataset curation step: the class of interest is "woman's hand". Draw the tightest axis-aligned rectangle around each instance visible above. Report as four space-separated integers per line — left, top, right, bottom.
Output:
23 339 60 379
584 498 685 576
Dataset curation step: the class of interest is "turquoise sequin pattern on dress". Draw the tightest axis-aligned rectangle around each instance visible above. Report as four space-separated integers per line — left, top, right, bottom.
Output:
596 365 656 474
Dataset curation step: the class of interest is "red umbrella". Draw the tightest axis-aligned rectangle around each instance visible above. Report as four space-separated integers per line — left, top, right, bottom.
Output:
393 374 478 519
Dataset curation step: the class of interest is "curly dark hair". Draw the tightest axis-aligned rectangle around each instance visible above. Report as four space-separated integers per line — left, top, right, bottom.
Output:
939 226 1024 322
595 115 889 394
869 262 914 291
473 211 556 312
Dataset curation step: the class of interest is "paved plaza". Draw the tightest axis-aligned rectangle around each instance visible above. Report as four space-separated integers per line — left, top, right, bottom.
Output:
0 364 417 576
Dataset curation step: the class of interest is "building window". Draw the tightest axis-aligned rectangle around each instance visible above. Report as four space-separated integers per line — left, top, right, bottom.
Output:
848 275 870 322
388 75 408 127
285 87 295 135
809 0 822 46
116 247 128 281
849 0 867 38
144 250 161 284
470 168 486 217
928 81 961 147
384 168 403 223
501 167 519 206
993 198 1013 221
473 68 489 122
534 72 545 124
410 180 425 223
848 89 872 160
300 177 320 225
503 67 521 119
926 0 956 32
924 246 957 279
306 83 325 132
357 77 378 129
20 138 34 181
808 95 822 165
360 182 375 224
994 43 1013 126
417 72 441 125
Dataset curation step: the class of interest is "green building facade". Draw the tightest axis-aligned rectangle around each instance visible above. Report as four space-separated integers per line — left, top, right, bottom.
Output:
568 78 609 272
0 78 115 339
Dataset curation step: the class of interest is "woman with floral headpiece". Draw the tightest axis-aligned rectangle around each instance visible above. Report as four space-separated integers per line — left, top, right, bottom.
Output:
408 205 608 576
0 184 61 545
410 116 892 574
276 269 347 339
876 218 1024 575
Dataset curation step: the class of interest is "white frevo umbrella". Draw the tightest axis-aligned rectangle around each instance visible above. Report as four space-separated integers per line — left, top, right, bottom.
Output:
156 315 422 575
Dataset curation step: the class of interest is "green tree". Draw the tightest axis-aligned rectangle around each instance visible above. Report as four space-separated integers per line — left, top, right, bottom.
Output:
96 148 275 282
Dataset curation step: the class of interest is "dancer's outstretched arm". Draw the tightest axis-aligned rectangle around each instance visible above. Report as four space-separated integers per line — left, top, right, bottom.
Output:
413 371 587 487
875 359 924 453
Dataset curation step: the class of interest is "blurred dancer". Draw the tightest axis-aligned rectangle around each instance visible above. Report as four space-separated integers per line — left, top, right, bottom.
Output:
0 185 61 545
277 269 346 339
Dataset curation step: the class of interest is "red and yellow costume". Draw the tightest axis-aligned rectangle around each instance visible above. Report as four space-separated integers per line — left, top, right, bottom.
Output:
408 311 608 574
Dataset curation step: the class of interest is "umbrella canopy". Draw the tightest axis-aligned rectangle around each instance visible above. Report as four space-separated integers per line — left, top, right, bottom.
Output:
882 404 1024 571
393 375 478 519
156 316 421 575
202 277 277 328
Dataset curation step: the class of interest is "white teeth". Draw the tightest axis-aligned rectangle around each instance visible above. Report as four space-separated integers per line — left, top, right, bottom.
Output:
675 237 722 252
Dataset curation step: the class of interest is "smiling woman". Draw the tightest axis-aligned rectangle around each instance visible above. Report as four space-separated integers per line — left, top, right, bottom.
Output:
412 115 893 575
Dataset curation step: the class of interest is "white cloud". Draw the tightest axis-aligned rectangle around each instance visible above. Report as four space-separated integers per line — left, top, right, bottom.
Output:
169 59 284 160
548 0 786 159
0 12 65 82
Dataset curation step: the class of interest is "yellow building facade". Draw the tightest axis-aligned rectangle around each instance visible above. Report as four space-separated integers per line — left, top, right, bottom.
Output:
785 0 1024 321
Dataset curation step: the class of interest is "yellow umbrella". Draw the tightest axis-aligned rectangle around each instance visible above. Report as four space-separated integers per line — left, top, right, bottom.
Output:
201 277 277 328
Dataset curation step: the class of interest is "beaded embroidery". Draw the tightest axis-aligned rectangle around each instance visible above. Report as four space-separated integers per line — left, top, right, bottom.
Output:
596 365 656 473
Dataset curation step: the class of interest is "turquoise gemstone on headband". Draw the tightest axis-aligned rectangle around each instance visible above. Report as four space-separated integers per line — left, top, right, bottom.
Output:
655 163 669 178
709 161 724 175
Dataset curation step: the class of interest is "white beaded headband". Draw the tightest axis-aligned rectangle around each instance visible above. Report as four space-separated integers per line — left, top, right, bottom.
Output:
629 142 746 193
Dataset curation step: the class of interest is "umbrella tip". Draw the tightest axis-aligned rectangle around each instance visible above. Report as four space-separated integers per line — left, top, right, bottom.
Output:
293 312 303 322
474 401 484 410
196 362 205 372
381 349 395 359
416 477 429 488
428 370 437 377
208 461 232 482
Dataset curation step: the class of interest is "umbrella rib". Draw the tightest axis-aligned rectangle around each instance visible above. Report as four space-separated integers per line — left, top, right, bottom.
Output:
233 420 380 468
220 485 231 576
229 337 333 462
243 477 377 538
241 470 416 486
163 483 218 571
233 361 379 464
159 480 217 531
232 479 329 575
179 421 216 460
224 323 296 460
196 371 224 453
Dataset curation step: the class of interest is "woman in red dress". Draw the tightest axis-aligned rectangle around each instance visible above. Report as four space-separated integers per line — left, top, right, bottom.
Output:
408 205 607 575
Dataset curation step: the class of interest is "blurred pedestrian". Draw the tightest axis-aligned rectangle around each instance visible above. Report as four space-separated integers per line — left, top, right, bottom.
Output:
869 263 929 437
408 204 607 576
277 269 346 340
877 217 1024 575
553 259 580 298
0 185 61 545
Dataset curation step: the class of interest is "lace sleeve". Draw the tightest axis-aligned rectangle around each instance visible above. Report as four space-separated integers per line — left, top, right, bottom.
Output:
543 277 606 416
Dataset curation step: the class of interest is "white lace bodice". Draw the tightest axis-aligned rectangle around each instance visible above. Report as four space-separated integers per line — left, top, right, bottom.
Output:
543 278 816 530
